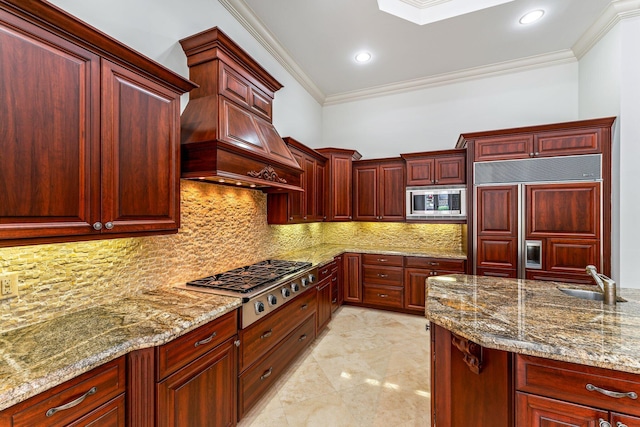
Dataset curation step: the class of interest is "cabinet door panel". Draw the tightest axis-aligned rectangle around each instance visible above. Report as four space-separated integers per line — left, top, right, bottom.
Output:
101 60 180 233
405 159 434 186
516 392 608 427
612 413 640 427
288 149 305 221
434 156 465 184
535 128 601 157
527 183 600 239
343 253 362 303
315 162 325 220
157 338 236 427
332 156 353 220
476 237 518 270
0 16 100 239
546 239 599 276
304 157 315 220
476 186 518 236
404 268 429 311
474 134 533 162
353 165 378 220
379 162 405 220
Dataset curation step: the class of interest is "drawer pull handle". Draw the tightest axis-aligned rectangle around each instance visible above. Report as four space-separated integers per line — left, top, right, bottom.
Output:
332 277 337 282
617 423 628 427
260 367 273 380
322 269 329 275
599 419 611 427
260 329 273 339
378 293 389 298
378 274 388 278
377 258 388 262
46 386 97 417
429 262 440 266
586 383 638 400
301 304 308 310
194 331 217 347
298 334 308 342
332 298 337 303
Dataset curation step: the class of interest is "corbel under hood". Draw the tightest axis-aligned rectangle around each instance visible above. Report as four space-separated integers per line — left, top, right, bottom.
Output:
179 27 303 191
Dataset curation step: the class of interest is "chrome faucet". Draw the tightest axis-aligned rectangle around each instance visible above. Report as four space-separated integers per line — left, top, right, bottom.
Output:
585 265 617 305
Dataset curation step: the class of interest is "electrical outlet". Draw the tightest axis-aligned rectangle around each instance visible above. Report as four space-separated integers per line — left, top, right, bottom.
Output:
0 273 18 300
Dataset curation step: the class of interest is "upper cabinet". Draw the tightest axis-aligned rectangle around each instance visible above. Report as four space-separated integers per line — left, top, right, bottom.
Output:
460 121 609 162
401 149 466 186
267 138 327 224
0 1 195 246
353 159 405 222
316 148 362 222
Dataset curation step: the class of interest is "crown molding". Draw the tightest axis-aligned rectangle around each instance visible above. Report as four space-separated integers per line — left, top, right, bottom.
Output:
218 0 325 104
324 50 576 106
573 0 640 59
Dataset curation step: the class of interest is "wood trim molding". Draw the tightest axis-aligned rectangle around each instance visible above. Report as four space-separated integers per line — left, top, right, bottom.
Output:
451 333 483 374
127 348 156 427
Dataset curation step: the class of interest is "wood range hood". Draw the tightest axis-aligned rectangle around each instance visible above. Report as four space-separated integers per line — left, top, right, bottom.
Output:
179 27 303 191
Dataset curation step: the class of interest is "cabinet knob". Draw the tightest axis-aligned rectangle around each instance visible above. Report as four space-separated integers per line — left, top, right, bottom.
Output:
617 422 628 427
104 222 114 230
434 179 439 184
529 152 535 157
92 222 103 230
348 216 352 219
289 217 294 221
323 216 327 220
599 420 611 427
303 216 307 220
234 339 241 347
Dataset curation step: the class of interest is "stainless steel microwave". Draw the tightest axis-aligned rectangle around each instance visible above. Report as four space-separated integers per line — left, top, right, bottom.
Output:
406 186 467 220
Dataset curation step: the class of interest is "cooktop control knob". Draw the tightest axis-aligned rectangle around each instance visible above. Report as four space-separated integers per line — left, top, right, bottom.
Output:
281 288 291 298
267 294 277 306
308 274 316 284
255 301 265 314
291 282 300 292
301 278 308 287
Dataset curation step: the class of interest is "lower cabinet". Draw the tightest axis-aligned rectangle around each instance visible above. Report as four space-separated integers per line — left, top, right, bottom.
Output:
343 253 362 303
404 257 466 314
316 276 332 333
157 338 237 427
0 357 126 427
155 310 239 427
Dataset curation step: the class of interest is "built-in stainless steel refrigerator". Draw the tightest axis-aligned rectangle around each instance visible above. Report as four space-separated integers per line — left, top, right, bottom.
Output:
473 154 603 283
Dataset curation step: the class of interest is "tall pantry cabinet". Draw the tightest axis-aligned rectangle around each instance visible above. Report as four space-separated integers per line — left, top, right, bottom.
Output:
458 117 615 283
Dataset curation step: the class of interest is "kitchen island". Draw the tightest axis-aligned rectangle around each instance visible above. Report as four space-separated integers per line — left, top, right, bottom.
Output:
426 274 640 426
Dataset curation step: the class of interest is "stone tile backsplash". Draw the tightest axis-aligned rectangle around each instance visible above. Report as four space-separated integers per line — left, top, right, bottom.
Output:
0 180 462 331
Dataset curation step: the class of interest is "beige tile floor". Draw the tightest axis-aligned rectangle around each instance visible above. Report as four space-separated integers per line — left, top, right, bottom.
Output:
238 306 431 427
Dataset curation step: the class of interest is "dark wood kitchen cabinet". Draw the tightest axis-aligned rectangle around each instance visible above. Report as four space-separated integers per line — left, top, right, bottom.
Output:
316 276 332 333
401 149 466 186
267 138 327 224
316 148 362 221
156 310 238 427
353 159 405 222
343 253 362 303
361 254 404 309
0 357 126 427
331 255 343 312
404 257 466 313
0 1 195 247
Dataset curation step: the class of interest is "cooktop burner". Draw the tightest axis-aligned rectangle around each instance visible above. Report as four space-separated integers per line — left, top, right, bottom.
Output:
186 259 312 294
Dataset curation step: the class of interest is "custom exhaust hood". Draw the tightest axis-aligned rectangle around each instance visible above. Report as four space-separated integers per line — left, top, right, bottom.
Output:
179 27 303 191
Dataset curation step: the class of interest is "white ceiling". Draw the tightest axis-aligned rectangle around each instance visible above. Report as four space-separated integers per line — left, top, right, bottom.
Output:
222 0 615 104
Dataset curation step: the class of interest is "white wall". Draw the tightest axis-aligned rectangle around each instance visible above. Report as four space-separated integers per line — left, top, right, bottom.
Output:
321 63 579 157
578 25 622 283
48 0 323 146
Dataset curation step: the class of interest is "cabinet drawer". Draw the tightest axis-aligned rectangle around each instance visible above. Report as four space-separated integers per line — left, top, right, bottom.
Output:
363 284 404 308
157 310 238 380
239 314 316 418
3 357 125 427
362 265 403 286
240 289 316 372
516 355 640 416
67 394 125 427
362 254 403 266
318 261 336 281
404 256 466 271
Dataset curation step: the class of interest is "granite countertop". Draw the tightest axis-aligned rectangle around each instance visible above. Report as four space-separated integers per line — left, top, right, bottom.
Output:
0 243 465 412
426 274 640 375
0 288 241 411
275 243 466 267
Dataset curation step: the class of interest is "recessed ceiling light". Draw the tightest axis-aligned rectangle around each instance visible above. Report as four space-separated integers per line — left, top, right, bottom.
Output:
355 52 372 63
519 9 545 25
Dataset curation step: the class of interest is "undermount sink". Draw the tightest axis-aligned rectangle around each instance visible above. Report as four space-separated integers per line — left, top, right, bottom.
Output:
559 288 626 303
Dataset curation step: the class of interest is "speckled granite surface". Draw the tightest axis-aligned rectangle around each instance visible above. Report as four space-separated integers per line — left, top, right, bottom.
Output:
275 243 467 267
0 243 464 412
0 288 240 411
426 274 640 375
